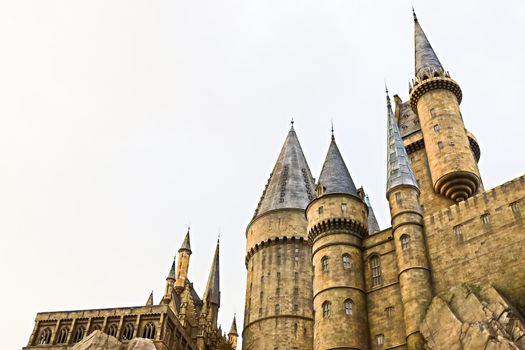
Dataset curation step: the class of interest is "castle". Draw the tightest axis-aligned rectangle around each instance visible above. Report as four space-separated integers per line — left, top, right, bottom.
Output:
25 10 525 350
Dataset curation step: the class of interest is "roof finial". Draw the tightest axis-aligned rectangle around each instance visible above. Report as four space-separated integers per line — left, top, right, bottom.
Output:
412 5 417 22
330 120 335 140
290 116 295 129
385 81 392 109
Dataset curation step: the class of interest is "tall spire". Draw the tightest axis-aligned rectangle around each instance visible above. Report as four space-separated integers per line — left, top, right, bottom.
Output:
253 125 315 218
317 131 358 197
179 228 191 253
228 314 238 336
204 238 220 306
167 257 176 280
365 194 380 234
146 291 154 306
386 87 419 194
413 10 444 80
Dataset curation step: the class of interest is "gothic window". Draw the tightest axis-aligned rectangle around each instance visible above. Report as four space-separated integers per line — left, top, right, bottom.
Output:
342 254 351 270
39 328 52 345
481 213 491 225
322 301 331 318
275 304 280 315
400 234 410 250
385 306 394 319
341 203 347 212
370 255 382 287
72 326 85 343
511 202 520 216
434 124 440 132
107 324 118 337
318 206 324 214
344 299 353 316
438 141 444 150
376 334 384 346
142 323 156 339
122 324 134 341
57 327 69 344
91 324 102 333
395 192 402 204
321 256 329 272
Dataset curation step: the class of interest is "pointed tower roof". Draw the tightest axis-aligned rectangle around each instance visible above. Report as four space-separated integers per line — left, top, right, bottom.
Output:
179 228 191 253
254 123 315 218
146 291 154 306
413 10 444 80
365 194 380 234
386 88 419 194
204 239 220 306
228 315 238 336
167 257 176 280
317 131 358 196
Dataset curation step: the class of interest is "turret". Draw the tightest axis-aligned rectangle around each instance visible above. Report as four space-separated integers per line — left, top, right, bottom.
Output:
386 88 433 350
409 11 481 202
228 315 238 349
146 291 154 306
174 228 192 293
164 257 176 299
203 239 220 328
306 130 369 350
243 122 315 350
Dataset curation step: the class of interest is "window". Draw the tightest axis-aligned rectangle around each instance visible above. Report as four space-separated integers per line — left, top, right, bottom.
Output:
321 256 329 272
91 325 102 332
342 254 351 270
122 324 134 341
259 308 262 317
376 334 384 346
72 326 85 343
395 192 402 204
371 255 382 287
400 235 410 250
294 287 299 296
275 304 280 315
294 272 299 283
142 323 155 339
341 203 347 212
511 202 521 216
261 276 264 284
433 124 440 132
453 225 462 236
438 141 444 150
39 328 52 345
57 327 69 344
107 324 118 337
344 299 353 316
277 272 281 281
276 287 280 295
318 206 324 214
260 291 263 301
293 304 299 314
430 108 436 117
481 213 491 225
322 301 331 318
385 306 394 319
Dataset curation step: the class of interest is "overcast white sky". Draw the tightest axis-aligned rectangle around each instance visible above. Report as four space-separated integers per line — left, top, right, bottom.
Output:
1 1 524 348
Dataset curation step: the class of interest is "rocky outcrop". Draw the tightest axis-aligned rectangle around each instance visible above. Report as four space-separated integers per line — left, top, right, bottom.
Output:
71 331 156 350
421 284 525 350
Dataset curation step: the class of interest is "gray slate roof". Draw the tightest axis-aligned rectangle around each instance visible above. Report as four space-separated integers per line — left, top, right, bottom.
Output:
229 315 238 335
386 91 419 194
365 194 380 234
179 229 191 253
167 257 176 279
254 126 315 218
204 240 220 306
317 135 358 196
414 13 444 80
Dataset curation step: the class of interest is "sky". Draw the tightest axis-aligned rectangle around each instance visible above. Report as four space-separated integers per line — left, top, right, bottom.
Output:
1 1 524 348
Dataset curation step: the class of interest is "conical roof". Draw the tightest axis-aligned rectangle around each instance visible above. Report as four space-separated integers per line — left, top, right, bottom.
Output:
167 257 176 280
229 315 238 336
254 124 315 217
414 11 444 80
146 291 154 306
204 239 220 306
386 90 419 194
317 134 358 196
179 228 191 253
365 194 380 234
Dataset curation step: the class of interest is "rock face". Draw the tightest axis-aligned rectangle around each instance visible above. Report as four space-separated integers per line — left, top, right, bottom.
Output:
421 284 525 350
71 331 156 350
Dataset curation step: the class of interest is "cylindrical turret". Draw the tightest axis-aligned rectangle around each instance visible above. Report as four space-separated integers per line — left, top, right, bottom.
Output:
175 229 192 293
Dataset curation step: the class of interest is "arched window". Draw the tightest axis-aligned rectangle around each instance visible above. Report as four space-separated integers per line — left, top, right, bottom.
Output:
344 299 353 316
39 328 52 345
122 323 134 341
342 254 351 270
321 256 329 272
56 327 69 344
72 326 85 343
107 324 118 337
401 235 410 250
370 255 382 287
91 324 102 333
322 301 331 318
142 322 156 339
275 304 280 315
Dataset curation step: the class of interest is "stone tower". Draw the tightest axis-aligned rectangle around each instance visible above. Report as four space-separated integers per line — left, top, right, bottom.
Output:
386 89 432 350
243 123 315 350
306 132 370 350
175 228 192 293
228 315 238 349
408 11 481 202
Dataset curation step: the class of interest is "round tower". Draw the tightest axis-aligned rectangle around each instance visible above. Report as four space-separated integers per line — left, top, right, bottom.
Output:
409 14 481 202
243 124 315 350
175 229 191 293
306 133 369 350
386 90 433 350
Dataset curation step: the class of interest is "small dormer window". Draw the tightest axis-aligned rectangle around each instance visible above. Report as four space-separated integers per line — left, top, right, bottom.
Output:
341 203 347 212
318 206 324 215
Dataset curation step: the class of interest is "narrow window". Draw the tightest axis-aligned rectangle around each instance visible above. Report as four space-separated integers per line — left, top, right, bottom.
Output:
261 276 264 284
276 255 281 265
385 306 394 319
57 327 69 344
259 308 262 317
260 291 263 301
72 326 85 343
433 124 440 132
481 213 491 225
122 323 134 341
430 108 436 117
318 206 324 214
107 324 117 337
344 299 353 316
322 301 331 318
276 272 281 281
293 287 298 295
376 334 384 346
275 304 280 315
437 141 444 150
294 272 299 283
91 325 102 332
293 304 299 314
342 254 351 270
400 234 410 250
395 192 402 204
39 328 52 345
511 202 521 216
321 256 329 272
371 255 382 287
142 323 156 339
341 203 347 212
276 287 280 295
453 225 462 237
